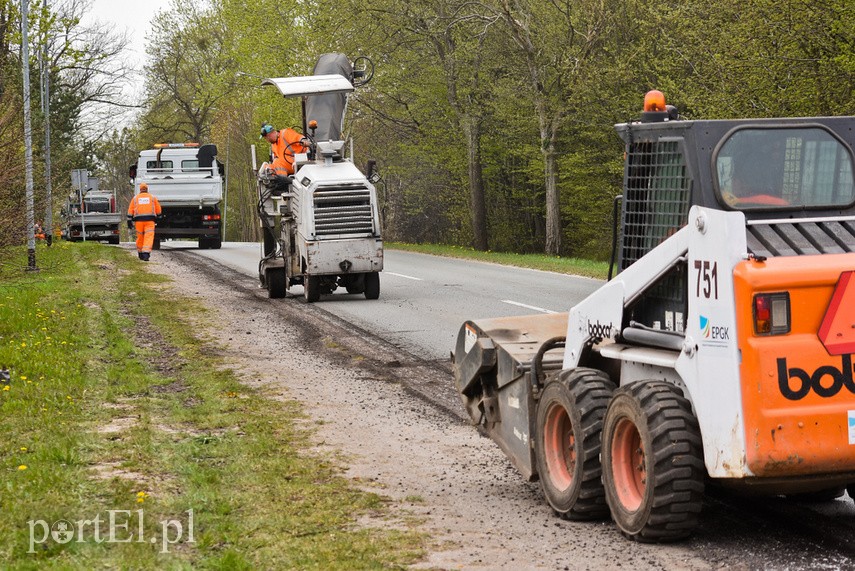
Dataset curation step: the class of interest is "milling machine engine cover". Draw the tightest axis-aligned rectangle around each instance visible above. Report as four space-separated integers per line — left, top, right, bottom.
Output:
306 53 353 142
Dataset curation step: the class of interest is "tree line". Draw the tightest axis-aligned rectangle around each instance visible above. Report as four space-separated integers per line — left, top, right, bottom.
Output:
5 0 855 259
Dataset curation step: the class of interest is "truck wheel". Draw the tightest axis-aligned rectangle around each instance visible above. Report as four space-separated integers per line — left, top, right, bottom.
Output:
198 237 207 249
602 381 705 542
109 236 120 245
304 275 321 303
266 269 286 299
210 238 222 250
153 238 161 250
364 272 380 300
534 368 614 520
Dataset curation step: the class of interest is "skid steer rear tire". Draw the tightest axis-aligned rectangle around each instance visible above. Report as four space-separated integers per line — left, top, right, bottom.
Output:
602 381 705 543
535 368 614 520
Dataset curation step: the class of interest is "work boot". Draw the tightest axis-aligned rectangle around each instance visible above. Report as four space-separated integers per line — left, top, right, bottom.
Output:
142 252 150 262
138 252 144 260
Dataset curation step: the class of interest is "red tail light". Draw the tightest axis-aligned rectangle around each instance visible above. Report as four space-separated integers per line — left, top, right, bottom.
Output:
202 214 221 221
753 293 790 335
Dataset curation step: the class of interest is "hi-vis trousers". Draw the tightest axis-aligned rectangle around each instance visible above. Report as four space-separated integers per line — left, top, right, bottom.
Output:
135 221 156 253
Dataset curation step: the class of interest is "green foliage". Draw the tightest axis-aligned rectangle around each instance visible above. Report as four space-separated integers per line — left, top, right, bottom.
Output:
12 0 855 256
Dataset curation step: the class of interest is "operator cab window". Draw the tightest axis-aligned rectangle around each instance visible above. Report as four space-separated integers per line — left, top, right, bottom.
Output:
715 127 855 209
181 160 199 171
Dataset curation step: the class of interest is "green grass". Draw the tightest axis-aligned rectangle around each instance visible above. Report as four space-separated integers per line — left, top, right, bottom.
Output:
387 242 609 279
0 241 423 569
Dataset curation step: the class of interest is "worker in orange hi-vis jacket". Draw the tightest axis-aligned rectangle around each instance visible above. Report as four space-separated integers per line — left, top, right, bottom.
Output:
260 123 310 177
127 182 162 261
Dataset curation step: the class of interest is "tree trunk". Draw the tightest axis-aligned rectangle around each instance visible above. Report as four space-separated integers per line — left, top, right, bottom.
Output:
542 127 561 255
465 116 488 251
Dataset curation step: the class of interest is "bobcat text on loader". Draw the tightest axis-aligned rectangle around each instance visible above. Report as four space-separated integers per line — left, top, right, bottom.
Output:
255 53 383 302
453 90 855 542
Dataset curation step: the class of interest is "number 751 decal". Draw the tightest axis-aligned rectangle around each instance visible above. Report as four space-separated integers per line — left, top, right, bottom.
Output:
694 260 719 300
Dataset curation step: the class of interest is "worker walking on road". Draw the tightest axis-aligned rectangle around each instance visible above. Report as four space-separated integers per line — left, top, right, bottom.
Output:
127 183 162 261
260 123 310 177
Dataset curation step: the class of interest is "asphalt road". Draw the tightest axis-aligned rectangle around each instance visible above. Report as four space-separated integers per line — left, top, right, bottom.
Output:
161 241 602 361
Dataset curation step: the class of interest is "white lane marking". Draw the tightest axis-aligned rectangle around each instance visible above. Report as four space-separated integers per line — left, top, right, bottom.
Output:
501 299 557 314
386 272 422 281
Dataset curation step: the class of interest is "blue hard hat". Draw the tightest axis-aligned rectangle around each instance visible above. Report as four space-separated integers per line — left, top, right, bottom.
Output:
259 124 274 139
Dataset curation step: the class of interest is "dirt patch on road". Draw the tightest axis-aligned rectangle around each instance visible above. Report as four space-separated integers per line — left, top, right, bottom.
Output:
142 249 716 570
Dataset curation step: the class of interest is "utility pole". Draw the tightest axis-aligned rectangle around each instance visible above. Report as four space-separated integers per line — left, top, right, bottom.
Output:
41 0 53 246
21 0 37 270
223 119 230 241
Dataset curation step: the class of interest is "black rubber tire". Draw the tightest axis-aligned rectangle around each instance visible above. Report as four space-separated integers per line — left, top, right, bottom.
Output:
304 275 320 303
601 381 705 543
364 272 380 300
108 236 120 245
534 368 615 520
266 269 286 299
345 274 364 294
152 238 161 250
198 237 208 249
209 238 222 250
848 484 855 502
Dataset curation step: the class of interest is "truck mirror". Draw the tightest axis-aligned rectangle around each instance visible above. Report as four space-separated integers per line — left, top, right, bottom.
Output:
128 164 137 180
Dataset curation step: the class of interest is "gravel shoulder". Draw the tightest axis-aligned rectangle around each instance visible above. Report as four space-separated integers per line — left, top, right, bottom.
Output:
142 247 855 570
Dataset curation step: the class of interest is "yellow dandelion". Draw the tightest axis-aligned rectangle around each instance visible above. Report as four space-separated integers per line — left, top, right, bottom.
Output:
20 342 26 348
20 376 26 381
3 386 9 392
20 447 27 451
18 465 27 471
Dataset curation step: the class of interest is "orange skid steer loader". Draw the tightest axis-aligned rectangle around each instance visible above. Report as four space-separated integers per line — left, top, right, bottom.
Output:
453 91 855 542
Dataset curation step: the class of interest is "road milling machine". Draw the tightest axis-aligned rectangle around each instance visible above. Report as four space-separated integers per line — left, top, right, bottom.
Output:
453 91 855 542
255 53 383 302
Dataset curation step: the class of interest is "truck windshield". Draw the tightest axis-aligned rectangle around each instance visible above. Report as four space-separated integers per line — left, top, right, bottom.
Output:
715 127 855 210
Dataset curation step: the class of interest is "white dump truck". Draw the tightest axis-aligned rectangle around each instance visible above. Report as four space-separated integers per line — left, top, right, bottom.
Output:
62 170 121 243
129 143 224 249
256 53 383 301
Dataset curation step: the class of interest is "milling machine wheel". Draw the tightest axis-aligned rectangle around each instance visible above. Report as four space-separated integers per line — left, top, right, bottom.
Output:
266 269 286 299
534 368 614 520
602 381 705 542
304 275 320 303
364 272 380 300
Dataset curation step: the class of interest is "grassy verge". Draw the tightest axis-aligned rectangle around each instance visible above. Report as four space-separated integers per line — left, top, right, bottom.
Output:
0 241 422 569
387 242 609 279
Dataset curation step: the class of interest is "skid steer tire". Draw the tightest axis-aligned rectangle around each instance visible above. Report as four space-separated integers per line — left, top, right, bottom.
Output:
304 275 321 303
152 238 161 250
534 368 614 520
602 381 705 543
364 272 380 300
266 269 286 299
